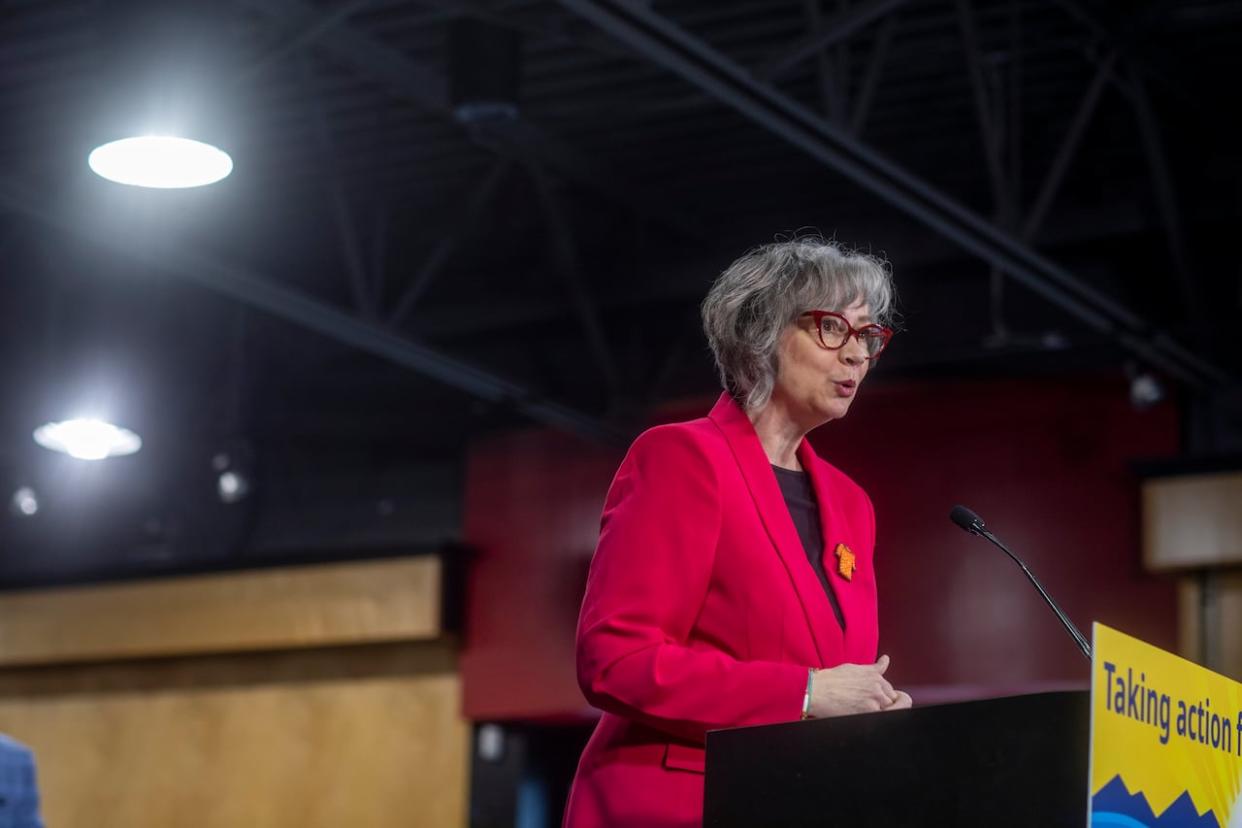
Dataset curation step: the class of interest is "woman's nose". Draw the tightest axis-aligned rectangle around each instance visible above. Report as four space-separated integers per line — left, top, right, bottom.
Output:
841 336 867 366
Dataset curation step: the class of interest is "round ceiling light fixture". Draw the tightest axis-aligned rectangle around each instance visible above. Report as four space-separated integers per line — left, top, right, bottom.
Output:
88 135 233 189
10 487 39 517
33 418 142 460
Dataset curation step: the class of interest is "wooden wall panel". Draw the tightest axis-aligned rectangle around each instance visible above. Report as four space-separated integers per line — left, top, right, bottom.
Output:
0 558 442 666
1220 574 1242 682
1173 574 1242 683
1178 577 1202 664
0 643 468 828
1144 472 1242 570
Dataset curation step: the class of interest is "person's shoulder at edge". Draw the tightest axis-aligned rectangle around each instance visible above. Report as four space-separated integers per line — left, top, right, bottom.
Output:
624 411 724 467
0 734 36 763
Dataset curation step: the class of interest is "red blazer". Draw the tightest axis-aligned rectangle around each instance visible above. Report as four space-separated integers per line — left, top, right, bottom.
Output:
563 393 880 828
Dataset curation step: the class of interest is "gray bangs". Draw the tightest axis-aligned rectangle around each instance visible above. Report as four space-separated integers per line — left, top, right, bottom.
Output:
701 236 896 412
798 244 895 324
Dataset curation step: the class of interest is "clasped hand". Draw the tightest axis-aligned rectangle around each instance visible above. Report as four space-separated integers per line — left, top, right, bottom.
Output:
808 654 913 718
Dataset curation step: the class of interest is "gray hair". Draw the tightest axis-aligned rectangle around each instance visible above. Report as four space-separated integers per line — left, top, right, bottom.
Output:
701 237 896 411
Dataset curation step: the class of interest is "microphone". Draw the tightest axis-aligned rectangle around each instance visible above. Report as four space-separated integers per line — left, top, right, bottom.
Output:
949 504 1092 661
949 505 986 535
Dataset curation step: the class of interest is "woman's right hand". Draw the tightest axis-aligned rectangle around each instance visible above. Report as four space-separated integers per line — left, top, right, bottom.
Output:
808 654 912 718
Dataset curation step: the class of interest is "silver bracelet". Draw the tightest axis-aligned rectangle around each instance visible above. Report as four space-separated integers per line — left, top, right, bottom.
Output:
801 669 814 720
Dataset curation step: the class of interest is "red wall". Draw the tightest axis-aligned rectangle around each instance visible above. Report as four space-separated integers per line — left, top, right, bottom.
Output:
460 378 1180 720
460 429 622 721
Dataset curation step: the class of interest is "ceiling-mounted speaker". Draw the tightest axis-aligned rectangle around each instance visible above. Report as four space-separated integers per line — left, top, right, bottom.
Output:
448 19 522 124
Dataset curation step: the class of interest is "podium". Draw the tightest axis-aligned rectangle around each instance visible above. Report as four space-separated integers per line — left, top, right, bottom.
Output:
704 691 1089 828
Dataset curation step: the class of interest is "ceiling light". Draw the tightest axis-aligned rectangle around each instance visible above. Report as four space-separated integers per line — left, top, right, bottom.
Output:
88 135 233 189
217 470 249 504
10 487 38 517
33 418 142 460
1129 373 1164 409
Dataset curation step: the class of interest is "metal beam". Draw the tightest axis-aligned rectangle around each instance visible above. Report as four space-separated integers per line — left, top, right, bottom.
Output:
556 0 1229 387
1047 0 1199 109
954 0 1008 216
477 117 704 239
805 0 844 121
301 57 374 316
832 0 852 123
234 0 704 240
1004 0 1022 212
849 12 897 137
0 176 624 445
235 0 373 83
646 304 708 405
530 164 623 400
804 0 854 122
1128 71 1206 329
755 0 910 82
388 160 511 327
394 200 1163 340
368 200 391 310
414 0 640 63
1021 52 1115 241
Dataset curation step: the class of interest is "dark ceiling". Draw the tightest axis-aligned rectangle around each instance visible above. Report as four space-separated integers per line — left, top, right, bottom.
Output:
0 0 1239 584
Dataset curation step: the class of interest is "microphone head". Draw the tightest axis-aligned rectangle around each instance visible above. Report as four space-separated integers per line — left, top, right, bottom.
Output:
949 505 986 534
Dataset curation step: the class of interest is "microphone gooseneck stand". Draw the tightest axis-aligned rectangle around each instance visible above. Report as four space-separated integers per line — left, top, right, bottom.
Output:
949 505 1093 661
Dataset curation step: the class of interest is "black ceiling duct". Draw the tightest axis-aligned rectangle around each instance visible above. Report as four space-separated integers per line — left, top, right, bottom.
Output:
448 19 522 124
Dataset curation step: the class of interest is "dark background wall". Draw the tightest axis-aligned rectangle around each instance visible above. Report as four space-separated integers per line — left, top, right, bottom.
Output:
460 376 1180 720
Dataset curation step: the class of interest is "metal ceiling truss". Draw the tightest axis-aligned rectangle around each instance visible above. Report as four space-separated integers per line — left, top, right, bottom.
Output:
954 0 1009 220
849 12 898 137
301 55 377 318
387 159 512 327
234 0 705 240
0 177 625 445
223 0 704 428
1020 51 1115 243
1126 71 1206 333
803 0 846 123
556 0 1230 389
529 162 623 403
755 0 912 83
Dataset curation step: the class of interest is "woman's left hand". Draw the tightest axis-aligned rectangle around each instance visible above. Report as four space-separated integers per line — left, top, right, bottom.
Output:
884 690 913 710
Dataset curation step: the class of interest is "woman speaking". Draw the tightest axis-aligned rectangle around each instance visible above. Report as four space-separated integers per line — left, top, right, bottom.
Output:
562 238 912 828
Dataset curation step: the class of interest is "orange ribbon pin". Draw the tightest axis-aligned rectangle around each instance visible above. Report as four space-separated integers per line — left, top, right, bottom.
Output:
834 543 856 581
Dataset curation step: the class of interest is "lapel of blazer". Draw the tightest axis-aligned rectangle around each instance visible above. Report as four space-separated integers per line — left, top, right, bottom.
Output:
798 439 860 637
707 393 839 665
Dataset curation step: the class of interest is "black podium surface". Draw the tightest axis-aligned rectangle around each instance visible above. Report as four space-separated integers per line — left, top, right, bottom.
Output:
704 690 1089 828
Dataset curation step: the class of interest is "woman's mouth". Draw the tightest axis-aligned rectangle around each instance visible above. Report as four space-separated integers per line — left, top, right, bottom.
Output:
834 379 857 397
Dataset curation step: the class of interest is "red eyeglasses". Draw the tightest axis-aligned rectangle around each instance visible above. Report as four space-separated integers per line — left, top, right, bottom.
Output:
800 311 893 359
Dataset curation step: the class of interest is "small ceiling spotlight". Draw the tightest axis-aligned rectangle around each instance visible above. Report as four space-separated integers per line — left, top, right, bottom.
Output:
9 487 39 517
33 418 142 460
1129 372 1165 410
88 135 233 189
213 450 252 504
217 469 250 504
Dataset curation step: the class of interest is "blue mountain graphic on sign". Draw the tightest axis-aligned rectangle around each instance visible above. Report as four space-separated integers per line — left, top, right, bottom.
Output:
1158 793 1219 828
1091 775 1220 828
1094 776 1157 824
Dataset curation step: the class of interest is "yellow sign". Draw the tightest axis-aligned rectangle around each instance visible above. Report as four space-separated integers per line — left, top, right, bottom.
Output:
1090 623 1242 827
